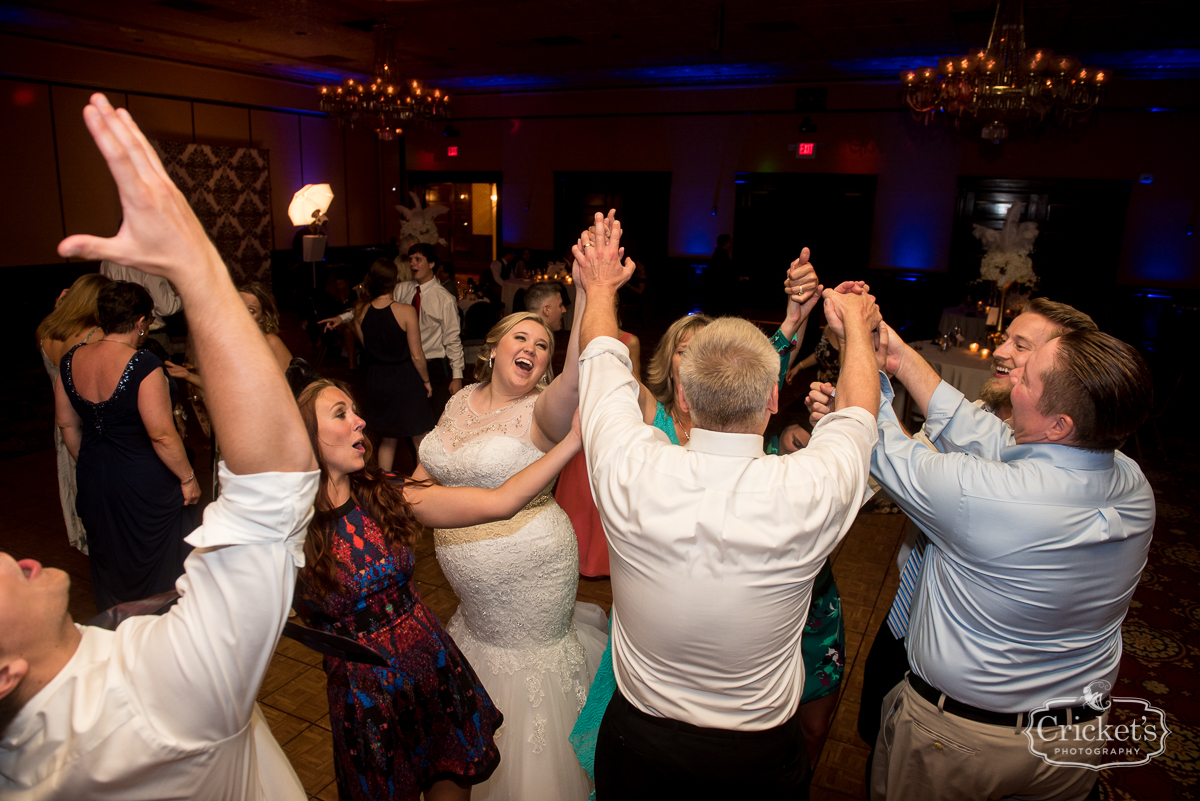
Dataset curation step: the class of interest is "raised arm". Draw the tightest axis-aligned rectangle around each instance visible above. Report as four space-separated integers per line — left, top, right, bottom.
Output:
819 288 882 417
531 209 616 446
406 419 582 527
57 93 317 742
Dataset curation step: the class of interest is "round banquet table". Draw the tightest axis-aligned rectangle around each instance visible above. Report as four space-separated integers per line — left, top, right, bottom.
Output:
910 340 994 402
937 308 991 344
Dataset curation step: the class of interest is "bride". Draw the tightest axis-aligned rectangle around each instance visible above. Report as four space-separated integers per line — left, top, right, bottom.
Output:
413 222 610 801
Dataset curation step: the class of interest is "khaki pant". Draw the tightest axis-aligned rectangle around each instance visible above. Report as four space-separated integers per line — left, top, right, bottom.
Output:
871 680 1103 801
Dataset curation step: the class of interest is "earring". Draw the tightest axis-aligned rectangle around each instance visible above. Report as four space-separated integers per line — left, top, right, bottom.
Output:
488 355 494 369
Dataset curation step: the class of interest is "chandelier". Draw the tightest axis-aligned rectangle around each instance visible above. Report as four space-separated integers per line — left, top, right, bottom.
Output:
317 24 449 141
900 0 1106 142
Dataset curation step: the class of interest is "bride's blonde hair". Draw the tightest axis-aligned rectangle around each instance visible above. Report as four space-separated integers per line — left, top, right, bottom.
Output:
473 312 556 388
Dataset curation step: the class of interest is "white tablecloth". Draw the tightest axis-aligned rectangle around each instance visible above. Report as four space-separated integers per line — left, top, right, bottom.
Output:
937 308 991 344
910 340 994 402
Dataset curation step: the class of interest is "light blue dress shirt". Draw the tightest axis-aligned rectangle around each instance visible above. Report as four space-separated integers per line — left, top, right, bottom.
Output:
870 375 1155 712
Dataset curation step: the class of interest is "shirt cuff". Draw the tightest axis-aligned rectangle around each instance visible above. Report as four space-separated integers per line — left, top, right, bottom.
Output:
579 336 633 371
185 463 319 568
769 328 795 355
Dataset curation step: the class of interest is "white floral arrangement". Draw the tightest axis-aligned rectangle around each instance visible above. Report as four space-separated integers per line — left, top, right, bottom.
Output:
980 251 1038 286
396 191 447 246
545 260 569 280
972 202 1040 287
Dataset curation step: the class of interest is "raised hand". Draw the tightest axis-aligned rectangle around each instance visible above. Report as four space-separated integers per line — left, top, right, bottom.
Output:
572 212 634 294
782 248 822 340
805 381 835 426
58 94 222 288
821 287 880 341
875 322 908 376
783 248 819 302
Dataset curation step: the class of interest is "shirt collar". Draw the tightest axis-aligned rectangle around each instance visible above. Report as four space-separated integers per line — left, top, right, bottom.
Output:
686 427 765 458
1001 442 1115 470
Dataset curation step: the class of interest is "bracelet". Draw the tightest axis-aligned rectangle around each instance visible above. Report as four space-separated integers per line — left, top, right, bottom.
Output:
181 472 195 485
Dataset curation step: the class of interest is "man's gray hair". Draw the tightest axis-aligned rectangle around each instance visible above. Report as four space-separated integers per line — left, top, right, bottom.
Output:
679 317 777 432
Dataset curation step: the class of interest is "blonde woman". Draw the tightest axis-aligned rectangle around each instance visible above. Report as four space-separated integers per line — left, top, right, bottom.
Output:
37 272 112 552
413 305 608 801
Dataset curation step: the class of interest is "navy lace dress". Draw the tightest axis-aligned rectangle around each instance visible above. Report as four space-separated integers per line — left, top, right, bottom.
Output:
61 344 196 611
294 498 503 800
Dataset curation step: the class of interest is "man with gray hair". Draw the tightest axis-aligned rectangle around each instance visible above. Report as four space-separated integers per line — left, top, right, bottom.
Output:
571 213 883 798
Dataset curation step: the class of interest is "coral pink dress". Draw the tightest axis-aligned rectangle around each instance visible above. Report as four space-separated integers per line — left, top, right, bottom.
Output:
554 332 632 577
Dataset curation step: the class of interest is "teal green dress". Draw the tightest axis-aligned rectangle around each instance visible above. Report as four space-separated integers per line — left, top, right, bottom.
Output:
569 333 845 788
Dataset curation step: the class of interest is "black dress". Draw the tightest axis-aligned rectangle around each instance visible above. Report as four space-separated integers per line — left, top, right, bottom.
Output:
357 304 435 438
61 344 196 611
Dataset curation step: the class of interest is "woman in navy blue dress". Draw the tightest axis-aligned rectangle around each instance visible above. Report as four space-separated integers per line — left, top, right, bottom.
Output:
292 377 581 801
54 281 199 611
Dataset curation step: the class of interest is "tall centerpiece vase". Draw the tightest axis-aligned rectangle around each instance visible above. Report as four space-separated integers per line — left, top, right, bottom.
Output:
988 281 1012 348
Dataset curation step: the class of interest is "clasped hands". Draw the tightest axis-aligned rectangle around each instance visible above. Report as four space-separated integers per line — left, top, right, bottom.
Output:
572 210 634 294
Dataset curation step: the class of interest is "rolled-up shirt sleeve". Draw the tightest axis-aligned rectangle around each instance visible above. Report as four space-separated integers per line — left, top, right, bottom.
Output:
925 381 1015 460
870 375 968 549
124 464 318 743
578 337 650 476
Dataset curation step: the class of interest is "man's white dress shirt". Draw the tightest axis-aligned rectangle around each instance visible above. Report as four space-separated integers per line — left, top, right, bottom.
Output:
0 465 319 800
100 260 182 323
393 279 465 379
578 336 877 731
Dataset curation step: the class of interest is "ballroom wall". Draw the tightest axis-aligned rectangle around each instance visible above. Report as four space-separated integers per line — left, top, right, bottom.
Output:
3 30 1197 287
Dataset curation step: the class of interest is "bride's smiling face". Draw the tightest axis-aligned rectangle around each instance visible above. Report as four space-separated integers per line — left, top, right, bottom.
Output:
490 320 552 392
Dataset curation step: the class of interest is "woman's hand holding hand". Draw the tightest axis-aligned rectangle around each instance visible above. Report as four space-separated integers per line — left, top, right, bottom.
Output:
182 475 201 505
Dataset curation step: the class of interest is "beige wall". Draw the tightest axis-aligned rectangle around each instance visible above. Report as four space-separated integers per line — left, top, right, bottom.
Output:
406 79 1200 286
1 33 386 269
4 30 1198 286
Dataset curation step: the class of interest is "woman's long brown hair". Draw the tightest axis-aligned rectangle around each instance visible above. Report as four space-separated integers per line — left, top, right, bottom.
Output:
296 378 428 600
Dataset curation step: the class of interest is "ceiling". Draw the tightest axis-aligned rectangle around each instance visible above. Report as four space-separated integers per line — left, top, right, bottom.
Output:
2 0 1198 93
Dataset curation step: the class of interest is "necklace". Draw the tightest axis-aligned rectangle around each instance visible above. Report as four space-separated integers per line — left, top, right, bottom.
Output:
99 338 137 348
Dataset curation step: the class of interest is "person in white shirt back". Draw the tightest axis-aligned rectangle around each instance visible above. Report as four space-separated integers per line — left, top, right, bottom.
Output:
0 93 318 800
571 213 885 798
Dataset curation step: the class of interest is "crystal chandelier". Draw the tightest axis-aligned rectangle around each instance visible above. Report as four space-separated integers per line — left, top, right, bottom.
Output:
900 0 1107 142
318 24 449 141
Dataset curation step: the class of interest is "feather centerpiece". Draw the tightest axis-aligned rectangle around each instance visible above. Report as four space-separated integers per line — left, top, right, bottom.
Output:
396 191 448 246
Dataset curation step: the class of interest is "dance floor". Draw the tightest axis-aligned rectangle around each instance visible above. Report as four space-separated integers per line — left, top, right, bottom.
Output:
3 318 1194 799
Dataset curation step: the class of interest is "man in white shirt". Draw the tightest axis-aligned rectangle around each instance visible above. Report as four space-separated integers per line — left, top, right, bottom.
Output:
397 243 465 417
571 215 883 797
0 93 318 800
522 281 567 332
100 259 181 328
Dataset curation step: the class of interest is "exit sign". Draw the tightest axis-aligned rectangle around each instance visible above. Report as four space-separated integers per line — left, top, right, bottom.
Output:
789 142 816 159
447 146 459 157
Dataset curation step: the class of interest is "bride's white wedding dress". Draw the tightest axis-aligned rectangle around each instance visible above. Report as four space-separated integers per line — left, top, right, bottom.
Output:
420 385 608 801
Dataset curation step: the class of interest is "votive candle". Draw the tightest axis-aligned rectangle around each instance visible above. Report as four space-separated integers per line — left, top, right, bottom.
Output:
969 342 979 353
980 348 990 359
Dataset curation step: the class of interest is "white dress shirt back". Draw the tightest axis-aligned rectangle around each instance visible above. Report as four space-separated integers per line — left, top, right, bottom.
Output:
0 465 318 800
578 337 877 731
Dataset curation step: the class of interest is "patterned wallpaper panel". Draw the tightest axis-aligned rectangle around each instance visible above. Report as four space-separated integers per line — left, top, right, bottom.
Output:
151 140 273 284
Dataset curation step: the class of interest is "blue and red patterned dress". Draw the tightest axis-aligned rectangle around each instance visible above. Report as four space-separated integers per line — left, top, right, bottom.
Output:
294 497 503 800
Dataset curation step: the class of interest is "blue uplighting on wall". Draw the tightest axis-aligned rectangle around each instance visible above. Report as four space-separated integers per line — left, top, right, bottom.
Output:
887 226 937 272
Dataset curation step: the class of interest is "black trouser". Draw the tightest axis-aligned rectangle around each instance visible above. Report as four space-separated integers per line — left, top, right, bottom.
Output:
857 616 910 787
426 357 453 420
595 688 809 800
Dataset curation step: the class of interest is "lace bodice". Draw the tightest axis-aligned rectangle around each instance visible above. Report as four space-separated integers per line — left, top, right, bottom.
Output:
423 384 545 490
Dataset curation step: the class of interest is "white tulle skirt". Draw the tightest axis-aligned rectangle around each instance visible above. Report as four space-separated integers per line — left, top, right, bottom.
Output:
436 502 609 801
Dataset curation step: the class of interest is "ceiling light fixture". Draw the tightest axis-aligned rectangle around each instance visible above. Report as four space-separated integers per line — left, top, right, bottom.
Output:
900 0 1106 142
318 23 449 141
